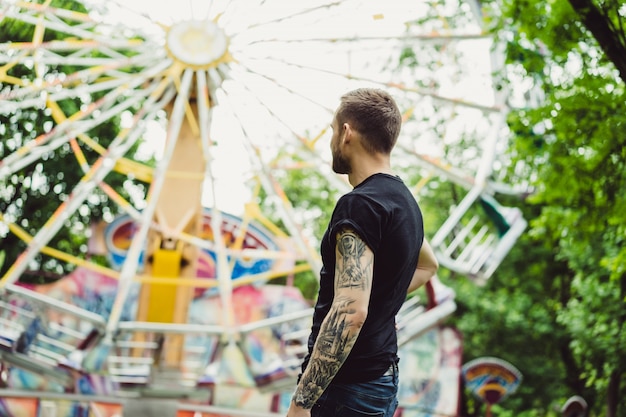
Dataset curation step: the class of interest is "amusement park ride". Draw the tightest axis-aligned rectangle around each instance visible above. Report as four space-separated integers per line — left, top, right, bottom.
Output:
0 0 529 415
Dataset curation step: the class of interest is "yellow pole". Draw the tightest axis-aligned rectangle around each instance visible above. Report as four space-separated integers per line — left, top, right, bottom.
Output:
135 97 204 366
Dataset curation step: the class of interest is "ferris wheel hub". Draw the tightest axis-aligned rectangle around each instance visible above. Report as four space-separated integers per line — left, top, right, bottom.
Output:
166 20 228 68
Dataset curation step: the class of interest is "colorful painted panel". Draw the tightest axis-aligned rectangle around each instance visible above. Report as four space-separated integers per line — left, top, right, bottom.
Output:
461 356 522 405
397 327 463 417
103 209 282 283
0 397 39 417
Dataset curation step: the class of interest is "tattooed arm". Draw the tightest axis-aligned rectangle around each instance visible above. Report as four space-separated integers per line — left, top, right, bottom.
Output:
287 227 373 417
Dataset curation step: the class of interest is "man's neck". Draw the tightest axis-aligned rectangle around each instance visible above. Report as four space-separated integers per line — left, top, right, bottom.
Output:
348 164 394 187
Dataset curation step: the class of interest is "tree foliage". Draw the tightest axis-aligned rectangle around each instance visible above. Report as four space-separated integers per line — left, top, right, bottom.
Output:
449 0 626 415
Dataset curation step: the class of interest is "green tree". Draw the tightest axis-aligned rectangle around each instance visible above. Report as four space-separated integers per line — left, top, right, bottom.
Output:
447 0 626 415
394 0 626 415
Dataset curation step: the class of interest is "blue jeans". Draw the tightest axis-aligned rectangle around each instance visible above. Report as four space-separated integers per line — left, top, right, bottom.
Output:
310 362 399 417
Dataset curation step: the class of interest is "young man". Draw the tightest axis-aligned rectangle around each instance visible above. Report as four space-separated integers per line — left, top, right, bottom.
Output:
286 88 439 417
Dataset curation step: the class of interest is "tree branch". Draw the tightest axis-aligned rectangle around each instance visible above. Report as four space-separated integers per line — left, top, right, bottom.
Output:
568 0 626 84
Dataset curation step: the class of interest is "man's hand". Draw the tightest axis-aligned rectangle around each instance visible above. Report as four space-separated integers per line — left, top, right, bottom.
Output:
286 400 312 417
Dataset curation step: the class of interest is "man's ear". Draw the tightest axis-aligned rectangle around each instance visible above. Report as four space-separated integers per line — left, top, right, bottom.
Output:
342 123 352 143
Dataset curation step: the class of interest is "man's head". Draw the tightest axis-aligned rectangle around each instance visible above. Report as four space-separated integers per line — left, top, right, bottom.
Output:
330 88 402 174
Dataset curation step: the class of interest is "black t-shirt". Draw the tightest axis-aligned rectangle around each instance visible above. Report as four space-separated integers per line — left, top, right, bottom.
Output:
302 173 424 383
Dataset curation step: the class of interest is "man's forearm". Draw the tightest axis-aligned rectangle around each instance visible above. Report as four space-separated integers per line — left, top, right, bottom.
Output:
407 267 434 294
291 228 372 412
292 295 364 409
407 239 438 294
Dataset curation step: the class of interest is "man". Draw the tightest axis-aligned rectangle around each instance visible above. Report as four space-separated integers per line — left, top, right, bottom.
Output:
286 88 439 417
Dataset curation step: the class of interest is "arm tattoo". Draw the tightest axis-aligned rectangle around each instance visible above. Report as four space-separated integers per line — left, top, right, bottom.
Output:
293 296 359 409
293 228 373 410
335 229 372 290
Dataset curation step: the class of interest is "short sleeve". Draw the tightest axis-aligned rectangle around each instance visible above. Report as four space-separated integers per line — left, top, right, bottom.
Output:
329 193 386 252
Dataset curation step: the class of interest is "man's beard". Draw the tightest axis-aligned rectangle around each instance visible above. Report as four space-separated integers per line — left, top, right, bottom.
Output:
332 150 350 174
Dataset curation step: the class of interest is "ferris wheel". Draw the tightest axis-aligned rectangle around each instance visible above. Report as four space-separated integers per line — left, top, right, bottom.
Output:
0 0 528 414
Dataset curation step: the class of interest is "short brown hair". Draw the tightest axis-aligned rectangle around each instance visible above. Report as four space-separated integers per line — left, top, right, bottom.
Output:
336 88 402 154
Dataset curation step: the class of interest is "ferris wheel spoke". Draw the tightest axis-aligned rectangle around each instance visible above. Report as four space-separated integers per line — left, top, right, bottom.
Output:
230 1 341 36
232 62 334 114
226 68 332 144
11 1 94 23
1 72 136 115
5 3 158 55
4 10 98 45
0 38 144 56
61 80 175 179
0 52 156 103
1 57 165 117
0 49 137 67
218 76 350 195
105 0 171 30
71 85 178 212
196 69 228 274
68 84 179 246
219 78 350 193
397 143 477 190
399 112 511 193
196 69 240 334
195 69 215 186
219 91 322 274
392 83 499 112
240 54 501 113
0 67 171 178
106 82 178 191
245 32 490 46
0 212 120 280
209 0 237 27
